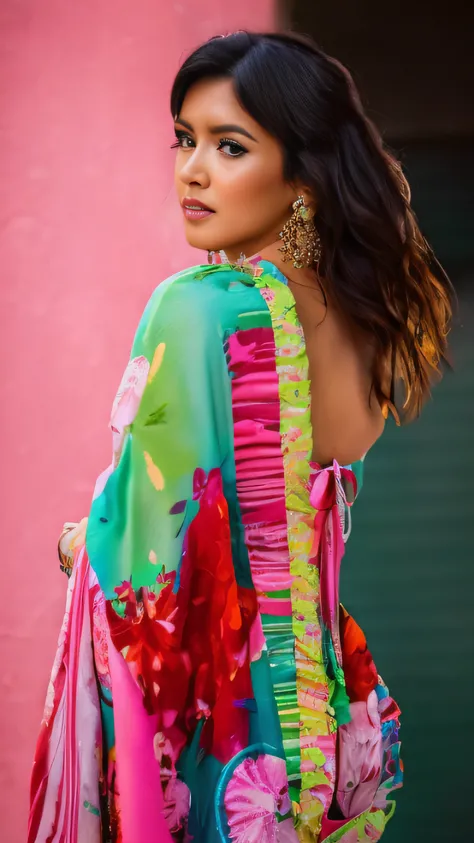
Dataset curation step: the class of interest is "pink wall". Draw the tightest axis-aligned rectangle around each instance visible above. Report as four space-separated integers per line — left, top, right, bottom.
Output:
0 2 275 839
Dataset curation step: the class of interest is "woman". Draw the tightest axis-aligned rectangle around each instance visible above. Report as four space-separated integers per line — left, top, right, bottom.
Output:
29 31 452 843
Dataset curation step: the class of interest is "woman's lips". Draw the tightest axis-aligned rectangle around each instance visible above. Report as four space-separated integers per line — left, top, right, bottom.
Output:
181 198 215 221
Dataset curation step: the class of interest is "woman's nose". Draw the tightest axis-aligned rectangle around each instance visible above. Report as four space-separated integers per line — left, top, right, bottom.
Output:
178 149 210 189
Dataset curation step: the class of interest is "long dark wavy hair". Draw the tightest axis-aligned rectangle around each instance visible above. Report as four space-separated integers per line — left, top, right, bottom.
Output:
171 31 453 422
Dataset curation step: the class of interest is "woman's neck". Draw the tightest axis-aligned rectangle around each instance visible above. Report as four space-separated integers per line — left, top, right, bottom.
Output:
258 241 323 291
211 239 323 294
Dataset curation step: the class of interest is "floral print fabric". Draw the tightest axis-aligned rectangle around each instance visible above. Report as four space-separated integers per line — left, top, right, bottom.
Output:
29 259 402 843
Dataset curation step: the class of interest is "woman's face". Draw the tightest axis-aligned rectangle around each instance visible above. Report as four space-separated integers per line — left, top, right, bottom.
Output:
173 77 299 261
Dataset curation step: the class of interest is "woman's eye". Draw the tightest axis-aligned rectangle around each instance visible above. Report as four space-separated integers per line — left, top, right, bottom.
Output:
218 138 247 157
170 134 247 157
170 133 194 150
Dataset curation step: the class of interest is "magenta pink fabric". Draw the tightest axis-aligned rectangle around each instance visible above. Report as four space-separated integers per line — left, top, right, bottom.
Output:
226 327 293 614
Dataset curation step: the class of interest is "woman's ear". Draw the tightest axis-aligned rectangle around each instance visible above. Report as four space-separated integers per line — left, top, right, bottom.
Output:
302 190 318 215
292 182 318 214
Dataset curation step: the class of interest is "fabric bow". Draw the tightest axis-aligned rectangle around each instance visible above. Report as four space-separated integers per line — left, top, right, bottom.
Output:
309 460 357 723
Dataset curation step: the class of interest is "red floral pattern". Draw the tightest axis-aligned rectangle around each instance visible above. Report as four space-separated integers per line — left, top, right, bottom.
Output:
340 606 378 703
106 467 258 764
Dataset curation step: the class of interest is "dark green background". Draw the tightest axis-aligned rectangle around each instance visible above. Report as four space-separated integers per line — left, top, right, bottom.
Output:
343 140 474 839
283 3 474 838
345 285 473 839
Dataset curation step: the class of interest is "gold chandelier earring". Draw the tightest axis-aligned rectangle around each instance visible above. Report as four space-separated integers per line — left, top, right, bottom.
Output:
278 195 322 269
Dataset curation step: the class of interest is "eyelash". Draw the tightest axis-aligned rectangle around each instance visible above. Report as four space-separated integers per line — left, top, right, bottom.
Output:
170 133 247 158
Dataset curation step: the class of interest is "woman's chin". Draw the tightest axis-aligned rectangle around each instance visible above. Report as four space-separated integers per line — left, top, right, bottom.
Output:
182 227 250 261
183 228 217 253
184 234 225 254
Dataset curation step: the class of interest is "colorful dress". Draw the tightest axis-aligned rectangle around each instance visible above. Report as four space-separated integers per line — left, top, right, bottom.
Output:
29 256 403 843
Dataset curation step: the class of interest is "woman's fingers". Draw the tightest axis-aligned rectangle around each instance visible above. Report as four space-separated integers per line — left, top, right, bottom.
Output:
59 525 78 557
70 517 88 549
59 517 88 557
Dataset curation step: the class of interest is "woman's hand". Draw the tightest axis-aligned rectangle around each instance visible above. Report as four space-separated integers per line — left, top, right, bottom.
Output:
59 517 88 558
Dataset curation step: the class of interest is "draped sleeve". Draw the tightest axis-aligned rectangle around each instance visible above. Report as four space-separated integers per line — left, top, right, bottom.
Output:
29 265 260 843
86 268 232 598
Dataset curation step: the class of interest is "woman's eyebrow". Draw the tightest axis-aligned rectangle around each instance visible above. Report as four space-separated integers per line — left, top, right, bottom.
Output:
174 117 257 142
209 123 257 142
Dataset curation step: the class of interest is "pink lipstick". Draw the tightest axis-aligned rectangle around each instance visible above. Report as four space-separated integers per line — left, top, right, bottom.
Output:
181 197 215 221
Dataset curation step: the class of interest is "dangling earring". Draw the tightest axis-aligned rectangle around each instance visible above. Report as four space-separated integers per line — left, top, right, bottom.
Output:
278 195 321 269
